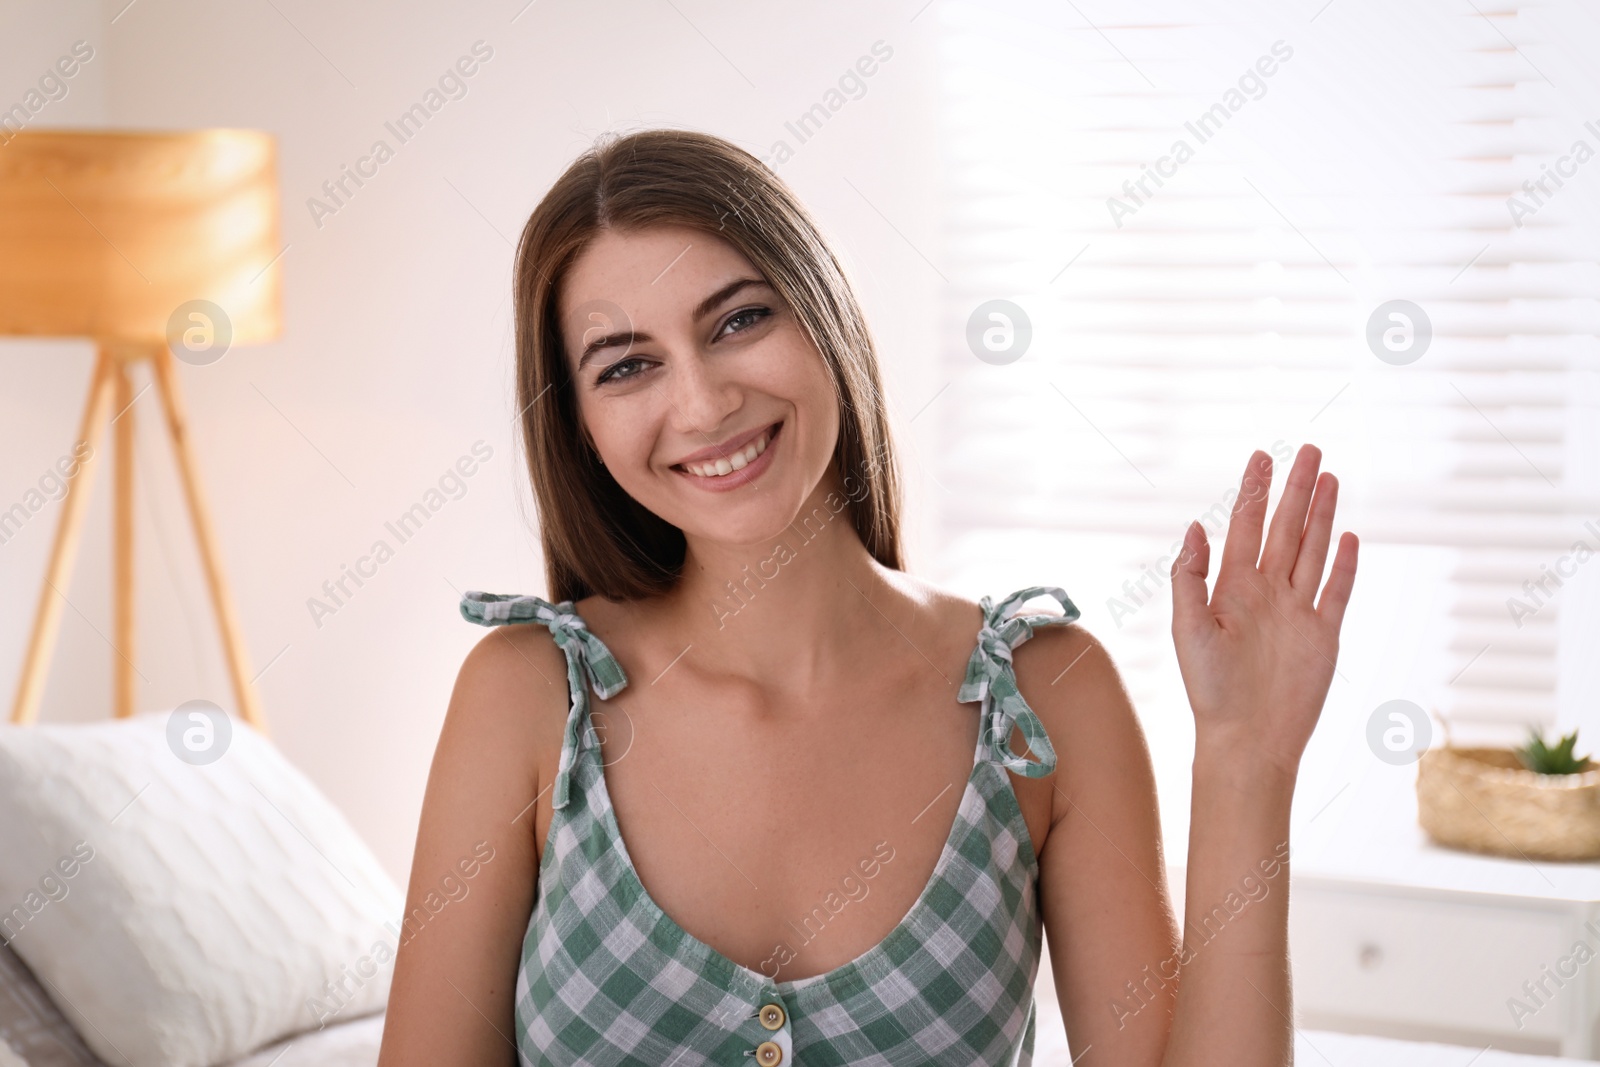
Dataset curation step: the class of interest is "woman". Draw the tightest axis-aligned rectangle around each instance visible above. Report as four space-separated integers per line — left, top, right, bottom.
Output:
378 128 1357 1066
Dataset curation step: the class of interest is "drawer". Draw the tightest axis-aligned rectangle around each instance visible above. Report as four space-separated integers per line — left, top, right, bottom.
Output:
1289 884 1580 1042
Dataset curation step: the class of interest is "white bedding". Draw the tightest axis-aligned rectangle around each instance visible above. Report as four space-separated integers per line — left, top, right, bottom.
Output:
1294 1030 1585 1066
230 1014 1588 1067
1036 1026 1584 1065
222 1014 384 1067
11 1006 1585 1066
1030 961 1586 1066
0 715 401 1067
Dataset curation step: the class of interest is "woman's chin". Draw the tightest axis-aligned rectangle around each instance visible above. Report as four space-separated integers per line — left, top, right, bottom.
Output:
671 497 829 555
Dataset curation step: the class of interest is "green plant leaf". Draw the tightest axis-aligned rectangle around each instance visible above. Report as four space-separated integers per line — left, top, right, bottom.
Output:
1515 727 1591 775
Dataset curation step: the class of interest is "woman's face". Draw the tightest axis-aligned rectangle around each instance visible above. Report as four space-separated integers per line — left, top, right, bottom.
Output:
558 224 842 549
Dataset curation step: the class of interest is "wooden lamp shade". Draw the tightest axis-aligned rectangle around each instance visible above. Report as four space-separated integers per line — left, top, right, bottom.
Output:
0 129 281 342
2 129 283 730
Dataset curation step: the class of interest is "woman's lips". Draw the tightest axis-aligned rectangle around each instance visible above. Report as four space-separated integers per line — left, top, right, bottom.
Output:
672 423 781 492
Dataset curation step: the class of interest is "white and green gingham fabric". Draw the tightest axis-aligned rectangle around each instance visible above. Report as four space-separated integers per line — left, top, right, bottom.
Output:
461 585 1080 1066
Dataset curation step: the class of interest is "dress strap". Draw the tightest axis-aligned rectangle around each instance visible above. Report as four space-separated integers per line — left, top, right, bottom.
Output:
957 586 1080 778
460 591 629 810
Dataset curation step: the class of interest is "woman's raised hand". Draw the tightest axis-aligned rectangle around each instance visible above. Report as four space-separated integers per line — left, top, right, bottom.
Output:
1169 445 1359 779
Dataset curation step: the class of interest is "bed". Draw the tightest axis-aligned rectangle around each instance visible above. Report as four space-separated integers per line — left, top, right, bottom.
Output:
5 915 1586 1066
1291 1030 1590 1066
3 937 1586 1067
1029 970 1589 1066
0 939 384 1067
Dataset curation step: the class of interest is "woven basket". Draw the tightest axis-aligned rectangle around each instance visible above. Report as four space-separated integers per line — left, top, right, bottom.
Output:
1416 747 1600 861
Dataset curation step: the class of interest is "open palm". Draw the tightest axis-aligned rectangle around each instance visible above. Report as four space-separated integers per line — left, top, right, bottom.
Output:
1170 445 1359 776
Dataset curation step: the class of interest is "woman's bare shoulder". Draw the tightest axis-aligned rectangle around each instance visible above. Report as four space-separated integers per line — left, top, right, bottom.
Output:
451 617 573 745
1008 616 1152 816
876 568 984 628
881 569 1092 657
1011 622 1127 716
887 572 1135 774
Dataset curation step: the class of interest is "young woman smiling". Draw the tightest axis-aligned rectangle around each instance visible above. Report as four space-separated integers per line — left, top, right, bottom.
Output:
377 129 1358 1066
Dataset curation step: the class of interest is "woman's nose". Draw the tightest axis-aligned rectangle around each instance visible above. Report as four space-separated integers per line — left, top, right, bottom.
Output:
666 351 740 436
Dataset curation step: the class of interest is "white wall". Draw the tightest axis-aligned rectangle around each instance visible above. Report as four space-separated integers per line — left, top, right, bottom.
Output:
0 0 944 882
0 11 116 760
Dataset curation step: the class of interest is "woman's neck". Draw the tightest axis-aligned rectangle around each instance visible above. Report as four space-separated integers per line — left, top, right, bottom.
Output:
656 477 901 689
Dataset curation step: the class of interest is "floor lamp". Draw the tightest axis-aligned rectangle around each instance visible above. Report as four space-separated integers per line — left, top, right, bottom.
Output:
0 129 282 729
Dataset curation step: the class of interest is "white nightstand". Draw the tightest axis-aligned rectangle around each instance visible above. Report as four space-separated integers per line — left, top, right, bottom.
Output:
1289 770 1600 1058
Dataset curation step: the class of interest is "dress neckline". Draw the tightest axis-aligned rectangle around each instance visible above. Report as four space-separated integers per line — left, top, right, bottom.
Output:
577 724 1031 1011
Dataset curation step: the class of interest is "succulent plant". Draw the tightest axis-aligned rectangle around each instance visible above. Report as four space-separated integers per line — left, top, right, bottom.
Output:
1515 728 1591 776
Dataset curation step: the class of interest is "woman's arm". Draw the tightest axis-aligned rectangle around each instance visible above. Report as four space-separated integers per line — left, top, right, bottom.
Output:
1032 444 1355 1066
1162 444 1357 1064
1023 626 1182 1065
376 625 569 1066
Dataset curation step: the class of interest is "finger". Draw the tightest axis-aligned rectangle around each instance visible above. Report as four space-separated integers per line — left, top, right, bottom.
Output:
1171 520 1214 637
1218 450 1273 581
1259 444 1323 579
1290 472 1338 594
1315 531 1359 631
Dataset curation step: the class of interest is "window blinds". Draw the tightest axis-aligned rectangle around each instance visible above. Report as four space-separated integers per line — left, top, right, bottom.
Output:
922 0 1599 814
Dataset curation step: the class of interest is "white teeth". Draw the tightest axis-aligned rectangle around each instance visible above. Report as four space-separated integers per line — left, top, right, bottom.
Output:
683 429 772 478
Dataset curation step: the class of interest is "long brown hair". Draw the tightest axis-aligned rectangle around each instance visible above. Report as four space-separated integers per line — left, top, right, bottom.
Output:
513 128 903 603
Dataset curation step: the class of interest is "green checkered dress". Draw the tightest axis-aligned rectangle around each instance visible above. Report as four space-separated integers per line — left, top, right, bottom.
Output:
461 586 1080 1066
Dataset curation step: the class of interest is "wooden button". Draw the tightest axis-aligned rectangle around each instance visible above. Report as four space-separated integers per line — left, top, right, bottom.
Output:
758 1002 786 1030
755 1039 783 1065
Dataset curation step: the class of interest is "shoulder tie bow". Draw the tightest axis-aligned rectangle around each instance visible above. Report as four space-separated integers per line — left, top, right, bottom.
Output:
460 591 629 809
957 586 1080 777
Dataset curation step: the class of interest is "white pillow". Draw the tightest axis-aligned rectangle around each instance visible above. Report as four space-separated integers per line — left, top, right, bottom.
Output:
0 712 403 1067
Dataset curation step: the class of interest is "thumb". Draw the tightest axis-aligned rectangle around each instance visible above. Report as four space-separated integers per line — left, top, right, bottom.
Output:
1171 520 1213 638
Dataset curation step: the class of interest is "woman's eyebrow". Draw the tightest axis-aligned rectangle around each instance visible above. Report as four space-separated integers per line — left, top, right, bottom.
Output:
577 330 644 370
691 277 767 320
575 277 770 370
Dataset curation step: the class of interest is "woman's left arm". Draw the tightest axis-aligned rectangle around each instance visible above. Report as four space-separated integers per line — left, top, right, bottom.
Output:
1161 443 1357 1065
1029 443 1356 1066
1023 622 1183 1066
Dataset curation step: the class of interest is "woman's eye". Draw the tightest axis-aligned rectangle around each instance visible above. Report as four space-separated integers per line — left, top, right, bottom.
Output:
596 356 651 384
721 307 771 336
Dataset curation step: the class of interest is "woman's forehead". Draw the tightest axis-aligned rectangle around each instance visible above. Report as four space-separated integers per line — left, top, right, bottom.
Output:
559 227 761 340
565 226 750 298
